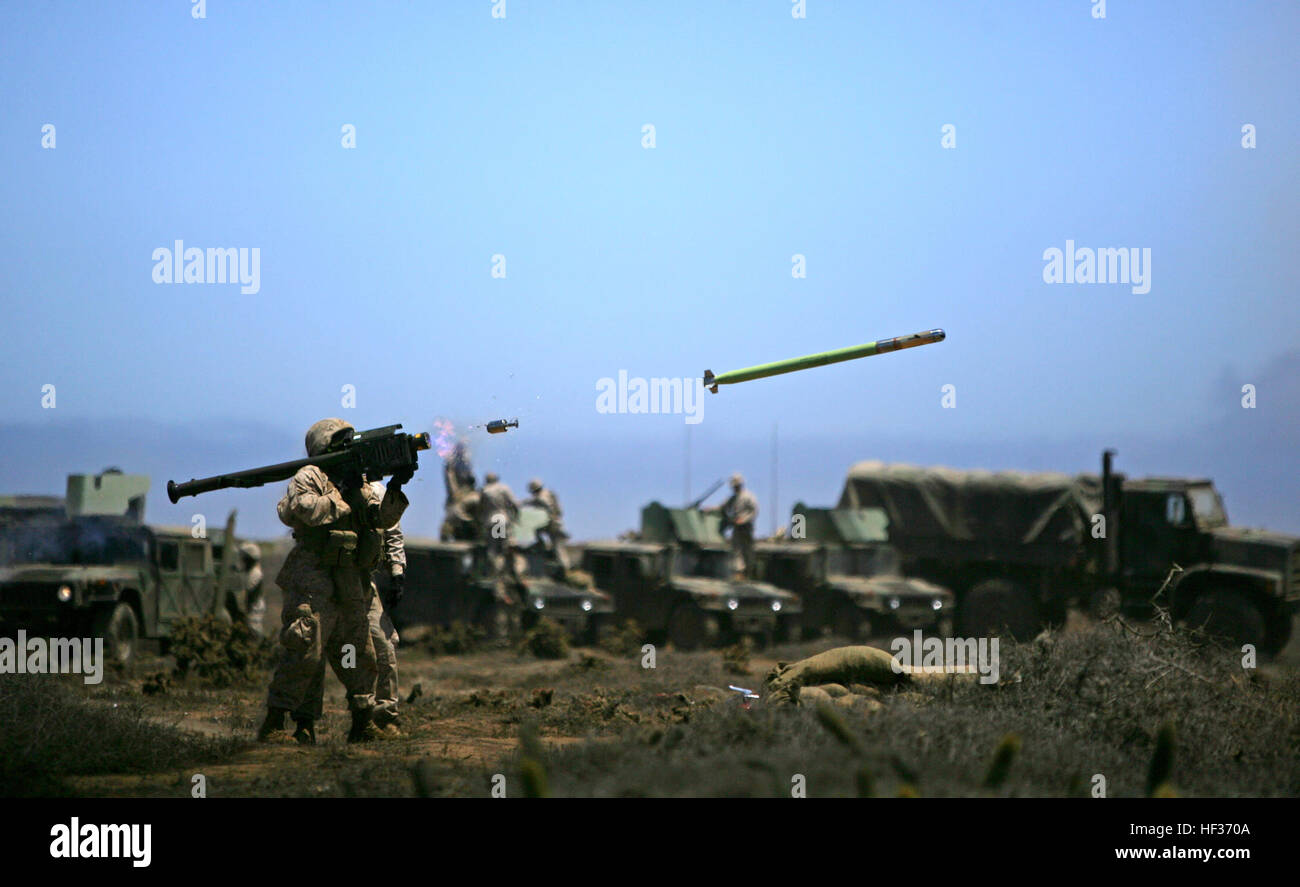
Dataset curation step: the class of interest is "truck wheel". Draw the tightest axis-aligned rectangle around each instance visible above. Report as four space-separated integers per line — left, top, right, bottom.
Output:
582 614 611 647
92 602 139 668
1089 587 1122 621
668 603 718 651
959 579 1041 640
1264 612 1294 657
1185 591 1265 651
479 604 517 641
831 603 867 642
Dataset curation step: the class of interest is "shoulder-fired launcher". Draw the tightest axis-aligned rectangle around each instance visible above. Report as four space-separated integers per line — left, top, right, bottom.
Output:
166 424 430 504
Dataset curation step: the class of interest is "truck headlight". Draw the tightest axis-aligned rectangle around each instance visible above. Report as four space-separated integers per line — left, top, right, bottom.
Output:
727 598 739 610
888 597 901 610
771 600 782 612
57 585 73 603
461 553 474 571
931 598 944 611
580 599 593 612
532 598 545 610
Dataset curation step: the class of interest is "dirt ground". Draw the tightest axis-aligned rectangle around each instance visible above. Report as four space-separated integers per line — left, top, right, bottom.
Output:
38 609 1297 799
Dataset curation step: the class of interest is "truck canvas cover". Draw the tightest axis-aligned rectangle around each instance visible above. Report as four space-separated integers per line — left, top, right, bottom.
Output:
837 461 1102 547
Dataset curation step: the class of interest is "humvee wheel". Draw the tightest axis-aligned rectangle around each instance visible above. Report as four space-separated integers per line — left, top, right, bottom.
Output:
480 604 518 641
581 614 612 647
1185 591 1265 651
1089 587 1122 621
1264 613 1294 657
831 603 866 641
668 603 718 651
93 602 139 668
959 579 1041 641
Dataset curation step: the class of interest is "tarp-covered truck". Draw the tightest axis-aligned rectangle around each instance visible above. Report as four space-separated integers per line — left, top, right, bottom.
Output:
839 451 1299 654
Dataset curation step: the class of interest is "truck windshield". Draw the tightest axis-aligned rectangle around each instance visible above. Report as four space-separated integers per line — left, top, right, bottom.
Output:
0 519 149 566
676 549 732 579
1188 486 1227 528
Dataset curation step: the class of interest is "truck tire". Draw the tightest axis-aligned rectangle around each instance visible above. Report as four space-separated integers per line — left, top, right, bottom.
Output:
1089 587 1122 620
92 602 139 668
1264 613 1294 657
959 579 1041 640
1185 591 1265 651
668 603 719 651
831 602 867 642
582 614 611 647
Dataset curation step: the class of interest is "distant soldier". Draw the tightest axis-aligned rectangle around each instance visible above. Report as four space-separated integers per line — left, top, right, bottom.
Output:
239 542 265 636
441 442 481 541
526 478 570 572
711 473 758 578
479 472 520 583
258 418 410 746
368 479 406 735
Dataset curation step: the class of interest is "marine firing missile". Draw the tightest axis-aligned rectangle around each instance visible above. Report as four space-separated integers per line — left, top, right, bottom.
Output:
702 328 945 393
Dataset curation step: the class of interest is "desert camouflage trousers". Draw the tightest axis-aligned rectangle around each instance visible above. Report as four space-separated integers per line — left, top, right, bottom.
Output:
731 523 756 577
369 588 399 725
266 562 377 719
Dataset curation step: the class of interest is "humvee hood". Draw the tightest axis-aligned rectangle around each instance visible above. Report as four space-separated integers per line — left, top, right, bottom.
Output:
0 564 137 585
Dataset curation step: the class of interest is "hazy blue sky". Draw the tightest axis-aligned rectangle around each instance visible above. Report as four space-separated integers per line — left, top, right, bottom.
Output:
1 2 1296 540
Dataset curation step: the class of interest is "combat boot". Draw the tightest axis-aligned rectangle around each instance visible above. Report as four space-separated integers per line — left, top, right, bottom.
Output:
257 707 289 742
292 717 316 746
347 707 382 743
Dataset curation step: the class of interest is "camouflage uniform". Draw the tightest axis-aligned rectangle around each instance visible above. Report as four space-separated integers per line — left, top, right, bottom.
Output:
369 481 405 728
240 541 265 636
263 420 407 738
526 479 570 571
479 473 520 581
718 474 758 577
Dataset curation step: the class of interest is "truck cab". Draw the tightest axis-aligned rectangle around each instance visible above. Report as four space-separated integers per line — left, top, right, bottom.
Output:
380 505 613 642
579 502 801 650
1117 477 1298 653
756 504 953 640
0 472 244 666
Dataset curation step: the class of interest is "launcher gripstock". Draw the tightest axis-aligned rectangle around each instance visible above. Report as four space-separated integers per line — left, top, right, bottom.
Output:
166 424 431 504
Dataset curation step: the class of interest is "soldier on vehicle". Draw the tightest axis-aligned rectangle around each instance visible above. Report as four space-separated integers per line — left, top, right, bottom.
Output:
258 418 410 746
441 443 482 541
479 472 520 584
526 478 570 572
240 541 265 636
709 473 759 579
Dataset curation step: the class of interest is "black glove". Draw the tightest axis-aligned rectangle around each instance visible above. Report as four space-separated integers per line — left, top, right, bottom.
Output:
389 467 415 489
385 573 405 610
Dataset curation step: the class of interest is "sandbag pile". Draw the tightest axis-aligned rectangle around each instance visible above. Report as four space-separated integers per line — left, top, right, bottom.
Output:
765 644 980 707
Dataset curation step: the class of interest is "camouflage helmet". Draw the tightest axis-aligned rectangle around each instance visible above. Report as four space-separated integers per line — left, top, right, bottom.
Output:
484 472 500 484
238 541 261 561
305 418 355 457
528 478 543 493
730 473 744 487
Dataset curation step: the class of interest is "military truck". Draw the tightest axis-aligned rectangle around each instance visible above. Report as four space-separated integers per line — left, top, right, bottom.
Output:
378 505 613 643
0 472 249 666
839 451 1300 653
755 504 953 640
0 494 65 530
579 502 802 650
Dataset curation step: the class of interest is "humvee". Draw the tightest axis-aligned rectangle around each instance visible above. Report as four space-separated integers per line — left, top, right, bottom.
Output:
755 504 954 640
0 472 249 666
377 505 613 643
579 502 802 650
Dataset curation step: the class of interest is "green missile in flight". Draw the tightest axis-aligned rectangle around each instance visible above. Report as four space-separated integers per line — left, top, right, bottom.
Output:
702 328 945 393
